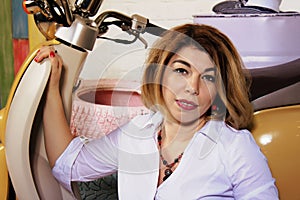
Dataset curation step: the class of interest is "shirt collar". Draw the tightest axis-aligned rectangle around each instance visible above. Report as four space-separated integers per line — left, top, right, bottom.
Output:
131 111 223 145
134 112 224 141
133 111 163 130
198 120 224 144
196 120 224 159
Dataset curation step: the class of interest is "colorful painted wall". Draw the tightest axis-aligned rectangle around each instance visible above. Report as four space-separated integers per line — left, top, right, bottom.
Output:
0 0 45 109
0 0 29 109
0 0 14 109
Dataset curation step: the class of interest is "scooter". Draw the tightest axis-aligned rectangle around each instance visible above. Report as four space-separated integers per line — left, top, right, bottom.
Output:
0 0 166 199
0 0 299 199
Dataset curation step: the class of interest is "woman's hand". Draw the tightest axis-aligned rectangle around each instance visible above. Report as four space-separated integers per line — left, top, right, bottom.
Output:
34 46 63 92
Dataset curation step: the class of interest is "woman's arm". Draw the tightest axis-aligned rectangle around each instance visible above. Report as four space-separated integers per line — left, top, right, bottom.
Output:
35 46 74 168
224 129 279 199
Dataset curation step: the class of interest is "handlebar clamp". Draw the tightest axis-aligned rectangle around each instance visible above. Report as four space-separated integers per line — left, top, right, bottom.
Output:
131 14 148 33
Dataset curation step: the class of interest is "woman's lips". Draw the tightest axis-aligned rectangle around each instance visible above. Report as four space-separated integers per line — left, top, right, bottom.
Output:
176 99 198 110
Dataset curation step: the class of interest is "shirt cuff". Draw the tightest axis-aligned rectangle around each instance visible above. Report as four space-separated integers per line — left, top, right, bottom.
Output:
52 137 86 193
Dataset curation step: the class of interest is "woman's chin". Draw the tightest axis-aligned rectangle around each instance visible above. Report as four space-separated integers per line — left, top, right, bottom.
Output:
172 115 203 126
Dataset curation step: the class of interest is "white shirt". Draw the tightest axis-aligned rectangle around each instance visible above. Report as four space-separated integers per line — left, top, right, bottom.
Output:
52 112 278 200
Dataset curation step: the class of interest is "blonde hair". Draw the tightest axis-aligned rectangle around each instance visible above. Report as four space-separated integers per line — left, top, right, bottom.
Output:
141 24 253 130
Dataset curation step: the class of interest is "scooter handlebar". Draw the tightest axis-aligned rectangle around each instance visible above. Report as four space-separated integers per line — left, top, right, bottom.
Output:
95 10 167 37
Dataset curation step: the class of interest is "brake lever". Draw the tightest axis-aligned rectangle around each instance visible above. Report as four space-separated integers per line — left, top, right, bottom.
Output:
97 20 148 48
95 11 166 48
126 28 148 48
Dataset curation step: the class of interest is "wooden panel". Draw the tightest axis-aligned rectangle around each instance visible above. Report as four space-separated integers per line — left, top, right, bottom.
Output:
12 0 28 38
13 39 29 75
0 0 14 108
0 0 14 199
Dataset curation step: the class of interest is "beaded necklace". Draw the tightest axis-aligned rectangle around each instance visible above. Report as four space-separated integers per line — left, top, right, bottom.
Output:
157 130 184 181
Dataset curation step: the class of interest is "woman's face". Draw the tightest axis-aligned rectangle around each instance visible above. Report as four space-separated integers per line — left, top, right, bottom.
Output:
162 46 217 124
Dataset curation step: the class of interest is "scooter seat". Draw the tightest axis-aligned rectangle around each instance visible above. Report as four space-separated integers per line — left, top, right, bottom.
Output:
249 58 300 101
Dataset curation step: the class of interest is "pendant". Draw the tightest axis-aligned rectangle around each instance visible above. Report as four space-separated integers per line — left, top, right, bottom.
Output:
163 168 173 181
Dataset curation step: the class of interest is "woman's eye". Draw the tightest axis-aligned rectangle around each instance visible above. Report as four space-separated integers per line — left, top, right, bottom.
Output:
174 68 188 75
202 75 215 82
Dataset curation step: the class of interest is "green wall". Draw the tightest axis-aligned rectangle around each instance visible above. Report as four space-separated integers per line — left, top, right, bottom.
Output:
0 0 14 108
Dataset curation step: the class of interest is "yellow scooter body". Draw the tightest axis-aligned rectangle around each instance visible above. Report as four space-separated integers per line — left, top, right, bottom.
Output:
252 105 300 199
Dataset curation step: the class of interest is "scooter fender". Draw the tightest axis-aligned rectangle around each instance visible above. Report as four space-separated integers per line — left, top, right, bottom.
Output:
3 40 88 199
6 52 52 200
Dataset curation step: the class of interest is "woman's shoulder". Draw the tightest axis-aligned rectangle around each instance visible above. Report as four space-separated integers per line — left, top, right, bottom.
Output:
204 120 255 148
211 121 260 154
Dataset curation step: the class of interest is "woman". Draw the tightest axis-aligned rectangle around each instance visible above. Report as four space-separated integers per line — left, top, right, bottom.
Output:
35 24 278 199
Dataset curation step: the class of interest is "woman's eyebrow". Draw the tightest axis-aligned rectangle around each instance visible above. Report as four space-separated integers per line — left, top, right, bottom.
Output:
203 67 216 73
173 59 216 73
172 60 191 68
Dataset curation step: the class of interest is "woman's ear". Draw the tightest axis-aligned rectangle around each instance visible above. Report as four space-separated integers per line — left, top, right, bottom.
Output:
211 95 226 117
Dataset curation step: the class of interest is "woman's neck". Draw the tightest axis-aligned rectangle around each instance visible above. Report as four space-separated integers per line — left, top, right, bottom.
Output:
162 117 206 147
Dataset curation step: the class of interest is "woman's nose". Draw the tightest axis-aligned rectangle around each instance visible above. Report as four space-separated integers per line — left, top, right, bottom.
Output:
185 76 199 95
